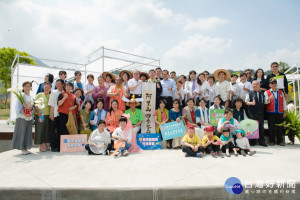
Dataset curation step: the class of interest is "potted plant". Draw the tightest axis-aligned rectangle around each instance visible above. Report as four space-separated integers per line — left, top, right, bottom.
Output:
276 109 300 144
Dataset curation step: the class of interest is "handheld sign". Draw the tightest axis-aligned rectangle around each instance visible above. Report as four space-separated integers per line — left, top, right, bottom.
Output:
137 133 161 150
60 134 87 153
209 109 225 126
159 121 185 141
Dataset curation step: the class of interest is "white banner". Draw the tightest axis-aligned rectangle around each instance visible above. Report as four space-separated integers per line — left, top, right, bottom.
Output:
141 82 156 133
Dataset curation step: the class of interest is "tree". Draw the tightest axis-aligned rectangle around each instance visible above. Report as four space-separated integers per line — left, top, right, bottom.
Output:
278 61 290 74
0 47 37 108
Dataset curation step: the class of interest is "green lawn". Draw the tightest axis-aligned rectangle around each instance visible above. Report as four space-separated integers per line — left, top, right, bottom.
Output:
0 109 10 120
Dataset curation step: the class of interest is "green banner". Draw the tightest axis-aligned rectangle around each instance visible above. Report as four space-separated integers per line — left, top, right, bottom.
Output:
209 109 225 126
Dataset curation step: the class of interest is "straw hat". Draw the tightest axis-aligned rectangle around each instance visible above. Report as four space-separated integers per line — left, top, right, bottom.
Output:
119 70 133 79
140 72 150 80
124 95 141 107
213 69 231 81
102 72 116 80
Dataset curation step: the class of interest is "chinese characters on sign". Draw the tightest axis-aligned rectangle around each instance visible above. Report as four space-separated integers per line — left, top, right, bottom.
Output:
136 133 161 150
142 82 156 133
160 121 185 140
209 109 225 126
60 134 87 153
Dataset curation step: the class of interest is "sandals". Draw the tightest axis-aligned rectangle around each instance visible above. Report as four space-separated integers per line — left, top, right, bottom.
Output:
39 144 48 152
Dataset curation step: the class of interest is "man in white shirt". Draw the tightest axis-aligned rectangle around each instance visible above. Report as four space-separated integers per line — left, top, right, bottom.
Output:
214 69 231 105
287 100 295 112
230 73 241 101
160 70 176 109
83 74 95 105
238 73 253 101
128 69 143 98
85 120 111 155
48 79 64 152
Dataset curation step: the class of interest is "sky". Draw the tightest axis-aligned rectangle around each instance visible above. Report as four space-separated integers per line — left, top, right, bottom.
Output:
1 0 300 75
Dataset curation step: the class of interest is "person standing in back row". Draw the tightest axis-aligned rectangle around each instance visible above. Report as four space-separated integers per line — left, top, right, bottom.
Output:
266 62 289 100
264 78 287 146
245 80 268 147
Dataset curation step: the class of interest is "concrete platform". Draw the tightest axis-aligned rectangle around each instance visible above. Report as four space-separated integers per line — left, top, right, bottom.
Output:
0 142 300 200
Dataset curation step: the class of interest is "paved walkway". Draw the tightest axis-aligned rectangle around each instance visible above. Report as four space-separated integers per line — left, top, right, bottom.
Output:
0 140 299 200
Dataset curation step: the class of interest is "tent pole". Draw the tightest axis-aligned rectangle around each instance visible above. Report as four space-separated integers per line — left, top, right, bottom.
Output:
297 65 300 114
102 46 104 73
85 64 87 83
17 54 19 85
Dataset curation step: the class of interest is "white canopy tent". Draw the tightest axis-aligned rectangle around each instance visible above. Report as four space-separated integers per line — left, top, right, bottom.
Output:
286 65 300 113
9 47 160 121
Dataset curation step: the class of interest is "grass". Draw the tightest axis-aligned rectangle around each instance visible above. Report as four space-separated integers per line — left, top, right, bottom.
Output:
0 109 10 120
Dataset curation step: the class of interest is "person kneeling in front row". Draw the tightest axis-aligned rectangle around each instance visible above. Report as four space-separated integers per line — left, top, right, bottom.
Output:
182 124 204 158
235 129 256 156
112 116 132 157
85 120 112 155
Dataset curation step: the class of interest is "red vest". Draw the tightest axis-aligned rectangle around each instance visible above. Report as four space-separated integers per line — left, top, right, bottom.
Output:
58 92 76 115
266 90 284 113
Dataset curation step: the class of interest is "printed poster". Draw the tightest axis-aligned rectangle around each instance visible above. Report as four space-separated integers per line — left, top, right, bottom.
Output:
159 121 185 140
136 133 161 150
209 109 225 126
60 134 87 153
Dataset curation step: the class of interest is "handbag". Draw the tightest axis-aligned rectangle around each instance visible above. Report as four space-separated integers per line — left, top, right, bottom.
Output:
66 111 78 135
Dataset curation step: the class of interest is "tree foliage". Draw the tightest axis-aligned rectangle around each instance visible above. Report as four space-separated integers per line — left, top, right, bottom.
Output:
0 47 37 108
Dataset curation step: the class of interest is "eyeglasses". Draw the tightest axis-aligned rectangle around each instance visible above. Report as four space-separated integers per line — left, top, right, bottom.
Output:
272 65 279 68
204 73 209 76
246 72 252 74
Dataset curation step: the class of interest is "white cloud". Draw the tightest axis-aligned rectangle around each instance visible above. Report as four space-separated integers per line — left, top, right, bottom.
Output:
184 16 229 32
242 48 300 70
132 43 154 55
163 34 233 74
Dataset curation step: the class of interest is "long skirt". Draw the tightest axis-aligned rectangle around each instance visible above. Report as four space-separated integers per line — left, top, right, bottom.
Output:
11 118 33 150
34 115 51 144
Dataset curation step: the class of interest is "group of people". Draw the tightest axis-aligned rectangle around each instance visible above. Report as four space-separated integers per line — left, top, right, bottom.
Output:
11 61 289 157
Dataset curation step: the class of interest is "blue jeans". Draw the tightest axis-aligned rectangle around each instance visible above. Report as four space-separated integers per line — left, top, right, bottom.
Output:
116 139 131 153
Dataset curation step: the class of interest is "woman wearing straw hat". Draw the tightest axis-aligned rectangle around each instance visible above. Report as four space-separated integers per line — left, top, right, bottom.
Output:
102 72 116 88
140 72 149 82
213 69 231 105
119 70 132 90
107 76 129 112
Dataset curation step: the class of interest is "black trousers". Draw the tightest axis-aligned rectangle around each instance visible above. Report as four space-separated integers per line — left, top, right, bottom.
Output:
237 148 250 155
267 113 284 144
204 143 221 153
57 113 69 135
221 142 236 153
50 116 60 149
248 113 266 145
53 113 70 150
182 145 204 157
159 96 173 110
85 144 112 155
